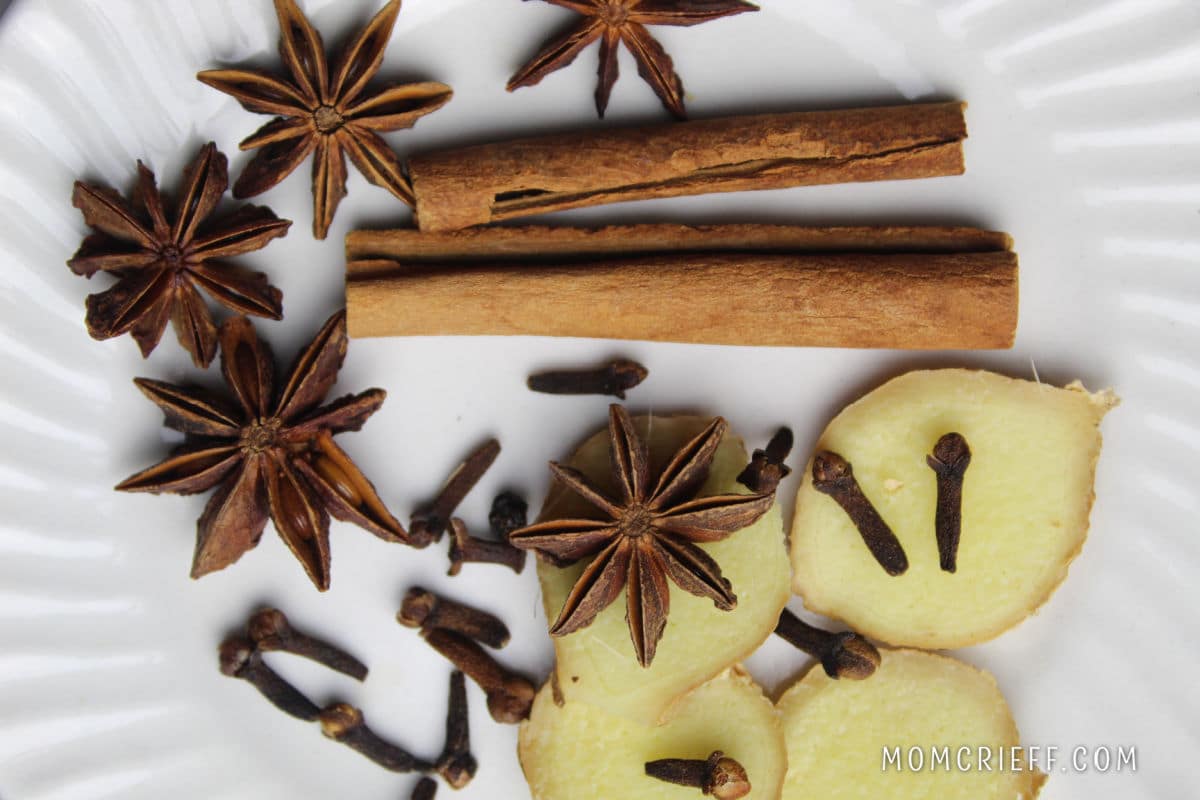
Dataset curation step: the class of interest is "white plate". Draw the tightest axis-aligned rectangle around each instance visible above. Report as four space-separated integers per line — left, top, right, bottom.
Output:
0 0 1196 797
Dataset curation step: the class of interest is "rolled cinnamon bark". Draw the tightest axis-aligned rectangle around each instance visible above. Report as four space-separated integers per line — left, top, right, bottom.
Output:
406 103 967 232
345 224 1017 350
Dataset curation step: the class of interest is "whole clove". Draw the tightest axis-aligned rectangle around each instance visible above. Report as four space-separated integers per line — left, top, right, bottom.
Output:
489 491 528 539
527 358 648 399
736 427 794 494
318 703 433 773
421 628 536 724
411 777 438 800
218 636 319 721
398 586 511 649
927 432 971 572
435 671 477 789
248 607 368 681
774 608 880 680
410 439 501 546
448 518 526 575
645 751 751 800
811 451 909 575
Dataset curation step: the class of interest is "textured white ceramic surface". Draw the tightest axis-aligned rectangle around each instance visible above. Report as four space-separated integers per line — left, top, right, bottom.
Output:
0 1 1196 798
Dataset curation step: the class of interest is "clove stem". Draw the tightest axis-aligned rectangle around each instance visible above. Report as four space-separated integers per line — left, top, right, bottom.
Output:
774 609 880 680
218 636 319 721
736 426 794 493
248 607 368 681
436 670 477 789
398 586 511 649
811 451 908 575
410 439 501 546
927 432 971 573
645 751 751 800
318 703 433 773
422 628 535 724
410 777 438 800
448 517 526 575
527 358 648 399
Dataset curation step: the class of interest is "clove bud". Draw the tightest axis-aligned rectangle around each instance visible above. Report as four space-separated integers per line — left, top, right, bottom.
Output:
737 427 793 494
248 607 368 681
527 358 648 399
812 451 908 575
927 432 971 573
318 703 432 773
421 628 536 724
218 636 319 721
436 670 477 789
410 439 501 547
398 586 511 649
774 608 880 680
645 751 751 800
489 490 528 539
448 517 526 575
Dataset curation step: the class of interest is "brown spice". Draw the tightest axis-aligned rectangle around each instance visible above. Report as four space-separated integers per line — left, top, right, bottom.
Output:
116 311 409 589
404 104 968 232
812 452 909 576
319 703 432 773
448 518 526 575
410 439 501 547
421 628 536 724
218 636 319 721
645 751 751 800
527 359 648 399
927 433 972 572
507 0 757 119
248 607 367 681
509 405 774 667
774 609 880 681
737 427 794 494
435 671 477 789
398 587 511 649
197 0 451 238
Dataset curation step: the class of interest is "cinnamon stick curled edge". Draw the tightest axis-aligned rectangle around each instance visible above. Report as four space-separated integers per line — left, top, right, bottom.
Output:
345 224 1017 350
406 102 967 232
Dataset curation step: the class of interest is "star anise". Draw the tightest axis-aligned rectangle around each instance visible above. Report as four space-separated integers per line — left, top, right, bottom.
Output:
68 142 290 368
116 310 411 590
197 0 453 239
507 0 759 119
509 405 774 667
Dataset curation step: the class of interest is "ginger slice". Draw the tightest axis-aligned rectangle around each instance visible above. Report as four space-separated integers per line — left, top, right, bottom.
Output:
537 415 790 725
778 648 1044 799
520 667 786 800
791 368 1117 648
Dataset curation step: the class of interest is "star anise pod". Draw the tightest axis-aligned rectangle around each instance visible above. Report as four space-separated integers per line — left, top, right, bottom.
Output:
116 310 411 591
507 0 759 119
197 0 453 239
68 142 290 368
509 405 774 667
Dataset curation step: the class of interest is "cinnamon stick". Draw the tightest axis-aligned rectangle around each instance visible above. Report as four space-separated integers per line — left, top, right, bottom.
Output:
406 103 967 232
345 224 1017 350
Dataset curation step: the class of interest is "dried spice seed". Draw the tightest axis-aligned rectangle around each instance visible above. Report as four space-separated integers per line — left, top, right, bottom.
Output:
435 671 477 789
448 518 526 575
398 587 511 649
509 405 775 667
219 635 319 721
319 703 433 773
645 751 751 800
527 359 648 399
68 142 290 367
410 439 501 547
811 451 909 576
508 0 759 119
421 628 536 724
774 608 880 681
197 0 452 238
411 777 438 800
248 607 367 681
927 432 971 572
116 311 409 590
737 427 794 494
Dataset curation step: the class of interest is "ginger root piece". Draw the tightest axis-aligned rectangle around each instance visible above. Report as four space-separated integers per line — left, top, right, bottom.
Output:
520 667 786 800
536 415 790 725
791 368 1117 648
778 648 1045 799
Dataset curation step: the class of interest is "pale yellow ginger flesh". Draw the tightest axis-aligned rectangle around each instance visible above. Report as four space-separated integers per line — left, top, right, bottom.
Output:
778 649 1045 800
520 667 786 800
791 369 1116 648
537 415 790 725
